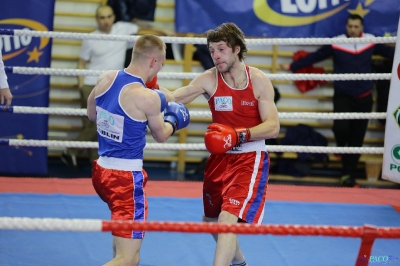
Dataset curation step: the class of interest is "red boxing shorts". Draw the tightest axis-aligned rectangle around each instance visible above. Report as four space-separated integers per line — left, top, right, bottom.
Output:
203 151 269 224
92 160 148 239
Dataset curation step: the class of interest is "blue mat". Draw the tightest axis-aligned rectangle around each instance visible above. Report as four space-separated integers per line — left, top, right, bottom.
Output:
0 194 399 266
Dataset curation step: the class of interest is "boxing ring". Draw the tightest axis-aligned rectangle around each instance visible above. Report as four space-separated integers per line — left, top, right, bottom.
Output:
1 29 400 266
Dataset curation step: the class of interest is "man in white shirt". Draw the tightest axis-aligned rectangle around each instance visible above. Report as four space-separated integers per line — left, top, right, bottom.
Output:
61 5 139 168
0 50 13 109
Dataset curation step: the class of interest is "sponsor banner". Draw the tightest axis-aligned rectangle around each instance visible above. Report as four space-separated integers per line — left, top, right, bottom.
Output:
176 0 399 37
0 0 55 175
382 16 400 184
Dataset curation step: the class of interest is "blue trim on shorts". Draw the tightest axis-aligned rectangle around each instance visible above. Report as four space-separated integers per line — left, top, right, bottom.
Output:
132 170 145 239
246 152 269 222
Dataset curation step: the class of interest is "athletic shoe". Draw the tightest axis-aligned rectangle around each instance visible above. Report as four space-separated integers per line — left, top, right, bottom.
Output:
61 151 77 169
231 262 248 266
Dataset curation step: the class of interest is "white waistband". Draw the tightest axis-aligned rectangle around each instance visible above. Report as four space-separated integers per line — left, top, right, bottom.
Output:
97 156 143 171
226 140 266 154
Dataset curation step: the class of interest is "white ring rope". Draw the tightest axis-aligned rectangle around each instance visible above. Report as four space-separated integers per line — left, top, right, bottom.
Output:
0 30 389 155
0 217 102 231
0 139 384 154
8 67 391 81
2 106 387 120
1 217 398 235
0 29 396 45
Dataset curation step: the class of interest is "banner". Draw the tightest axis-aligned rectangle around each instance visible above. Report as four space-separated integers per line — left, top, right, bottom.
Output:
0 0 55 175
382 16 400 184
176 0 399 38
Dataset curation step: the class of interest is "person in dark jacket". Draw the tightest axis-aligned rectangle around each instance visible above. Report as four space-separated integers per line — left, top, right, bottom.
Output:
281 14 395 187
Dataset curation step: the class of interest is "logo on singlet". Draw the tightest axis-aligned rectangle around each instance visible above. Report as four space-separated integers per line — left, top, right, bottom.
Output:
241 100 255 106
214 96 233 111
96 106 124 143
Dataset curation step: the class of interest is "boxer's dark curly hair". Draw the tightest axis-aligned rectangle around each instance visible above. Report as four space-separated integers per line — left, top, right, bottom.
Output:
205 22 247 61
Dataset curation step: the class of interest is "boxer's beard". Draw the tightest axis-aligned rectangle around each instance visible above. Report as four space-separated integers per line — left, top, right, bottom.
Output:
218 57 236 73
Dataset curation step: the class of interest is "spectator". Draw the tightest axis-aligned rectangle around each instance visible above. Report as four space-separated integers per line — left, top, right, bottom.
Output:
107 0 157 22
280 14 395 187
106 1 176 68
61 5 140 168
0 50 12 109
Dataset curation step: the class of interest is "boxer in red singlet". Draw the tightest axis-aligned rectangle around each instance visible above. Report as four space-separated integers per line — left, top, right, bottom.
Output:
163 23 280 266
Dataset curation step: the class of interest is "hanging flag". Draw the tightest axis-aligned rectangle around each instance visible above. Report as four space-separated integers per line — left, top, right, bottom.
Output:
382 16 400 184
0 0 55 175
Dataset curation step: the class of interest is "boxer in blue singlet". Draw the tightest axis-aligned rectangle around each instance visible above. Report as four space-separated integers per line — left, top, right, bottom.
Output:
87 34 190 266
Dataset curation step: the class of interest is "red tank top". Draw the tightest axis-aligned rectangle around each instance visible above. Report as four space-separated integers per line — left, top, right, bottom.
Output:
208 65 262 128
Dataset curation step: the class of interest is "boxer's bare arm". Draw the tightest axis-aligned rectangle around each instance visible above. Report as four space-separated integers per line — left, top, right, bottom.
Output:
247 68 280 140
172 69 216 104
121 87 173 143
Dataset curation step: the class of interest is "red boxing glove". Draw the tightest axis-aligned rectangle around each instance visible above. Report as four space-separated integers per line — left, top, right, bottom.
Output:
145 75 159 89
204 123 251 154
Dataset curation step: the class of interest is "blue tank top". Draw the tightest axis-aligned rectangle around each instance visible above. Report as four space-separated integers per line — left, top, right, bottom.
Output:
95 70 147 159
